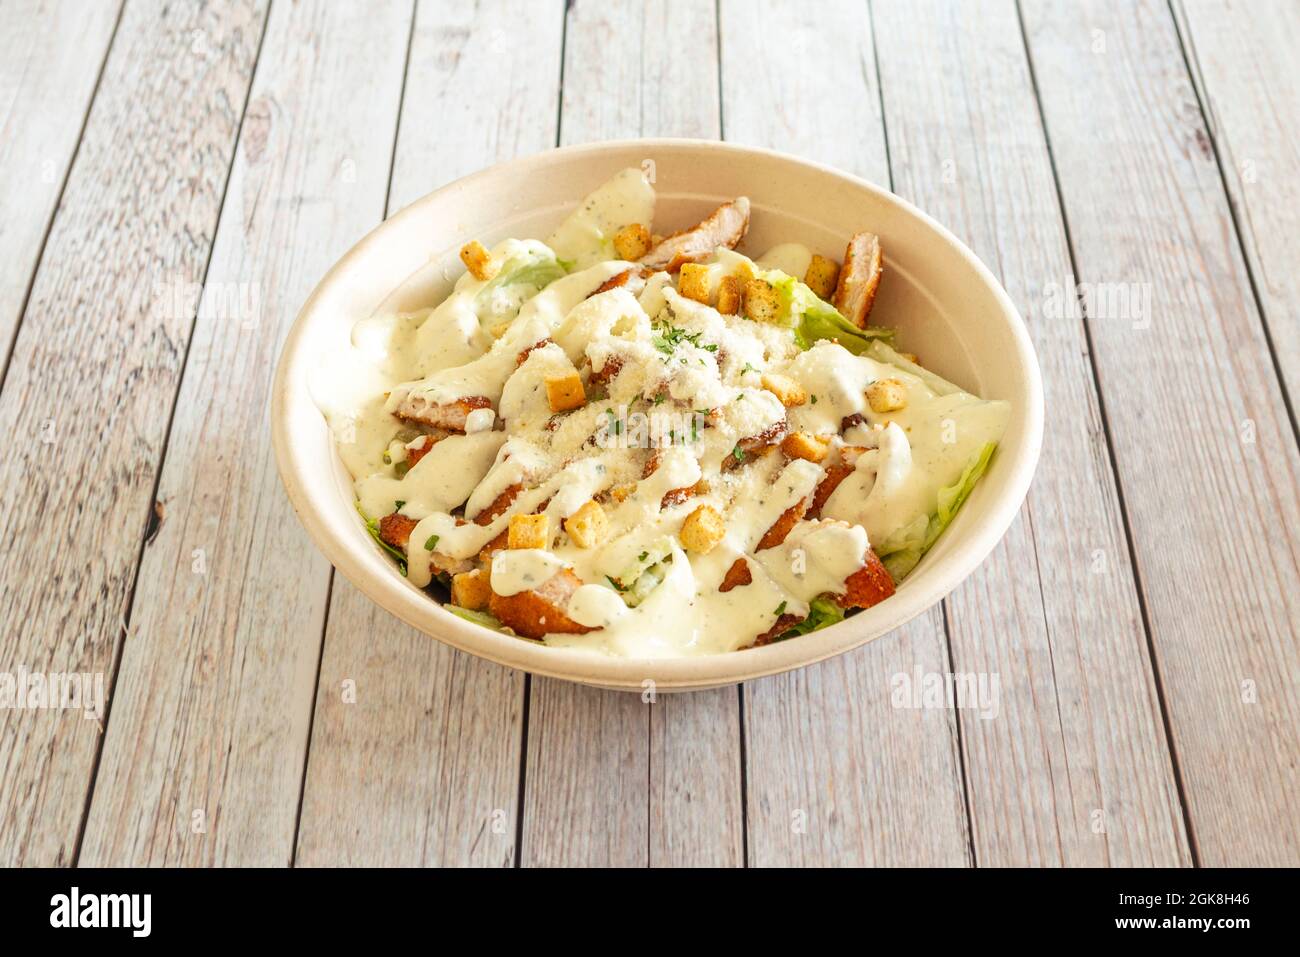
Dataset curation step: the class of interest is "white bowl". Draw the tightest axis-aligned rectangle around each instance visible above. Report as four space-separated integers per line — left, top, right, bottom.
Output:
272 139 1043 691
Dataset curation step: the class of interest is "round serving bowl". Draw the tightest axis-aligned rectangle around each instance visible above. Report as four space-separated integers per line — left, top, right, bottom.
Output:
272 139 1043 691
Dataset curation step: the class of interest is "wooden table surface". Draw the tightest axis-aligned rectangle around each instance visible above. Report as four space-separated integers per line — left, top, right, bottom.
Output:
2 0 1297 868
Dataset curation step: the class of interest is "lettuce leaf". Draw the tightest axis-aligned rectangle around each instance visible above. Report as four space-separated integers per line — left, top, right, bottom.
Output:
356 501 407 576
446 605 504 630
876 441 998 581
865 340 962 396
482 251 567 299
778 597 846 640
765 271 894 354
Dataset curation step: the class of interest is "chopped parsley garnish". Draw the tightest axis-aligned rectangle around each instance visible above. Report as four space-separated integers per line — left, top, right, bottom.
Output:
732 445 745 461
425 535 439 551
774 601 787 616
394 500 406 511
606 575 629 592
638 551 649 562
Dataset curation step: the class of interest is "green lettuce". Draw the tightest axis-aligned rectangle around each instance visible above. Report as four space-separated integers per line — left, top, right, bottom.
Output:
483 251 567 298
356 501 407 576
446 605 504 630
875 441 997 580
764 271 894 354
778 597 846 640
865 340 962 395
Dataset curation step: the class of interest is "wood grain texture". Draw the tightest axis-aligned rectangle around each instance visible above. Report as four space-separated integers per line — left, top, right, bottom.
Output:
1173 0 1300 407
78 0 409 867
1022 0 1300 865
721 0 971 866
295 0 565 867
520 0 744 868
0 0 120 374
871 0 1189 866
0 0 266 868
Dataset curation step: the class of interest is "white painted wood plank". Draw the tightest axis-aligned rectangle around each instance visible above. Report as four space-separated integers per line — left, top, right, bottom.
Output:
295 0 565 867
1023 0 1300 865
0 0 267 867
521 0 744 868
0 0 120 372
721 0 971 866
1174 0 1300 405
79 0 410 866
871 0 1189 866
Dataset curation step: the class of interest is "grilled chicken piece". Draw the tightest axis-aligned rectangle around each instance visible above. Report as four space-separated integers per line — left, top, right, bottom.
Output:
831 231 883 328
590 268 648 297
379 513 418 550
488 568 594 639
720 558 753 593
836 549 895 608
639 197 751 271
391 394 492 432
752 613 805 647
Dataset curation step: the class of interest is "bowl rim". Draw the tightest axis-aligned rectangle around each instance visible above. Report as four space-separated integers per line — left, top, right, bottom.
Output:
272 137 1044 690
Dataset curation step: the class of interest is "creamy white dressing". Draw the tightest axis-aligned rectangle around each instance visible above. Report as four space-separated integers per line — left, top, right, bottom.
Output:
318 168 1009 657
546 167 655 269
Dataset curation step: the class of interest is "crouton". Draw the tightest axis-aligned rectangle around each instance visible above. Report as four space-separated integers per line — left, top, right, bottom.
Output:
451 569 491 611
743 279 782 323
613 223 652 261
677 263 711 304
639 198 751 270
716 275 743 315
757 498 808 551
460 240 497 281
781 431 828 463
545 371 586 413
508 513 550 550
564 500 608 549
761 372 807 407
832 232 883 328
391 393 493 432
681 504 725 554
488 568 593 639
720 558 753 593
804 254 841 300
836 549 896 608
866 378 907 413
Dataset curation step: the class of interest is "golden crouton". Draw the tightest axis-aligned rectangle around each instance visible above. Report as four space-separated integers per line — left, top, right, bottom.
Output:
545 371 586 413
866 378 907 413
564 500 608 549
761 372 807 407
743 279 781 324
681 504 725 554
613 223 652 261
508 513 550 550
781 431 828 463
460 240 497 281
732 260 755 286
804 254 841 300
677 263 711 304
451 569 491 610
716 275 742 315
